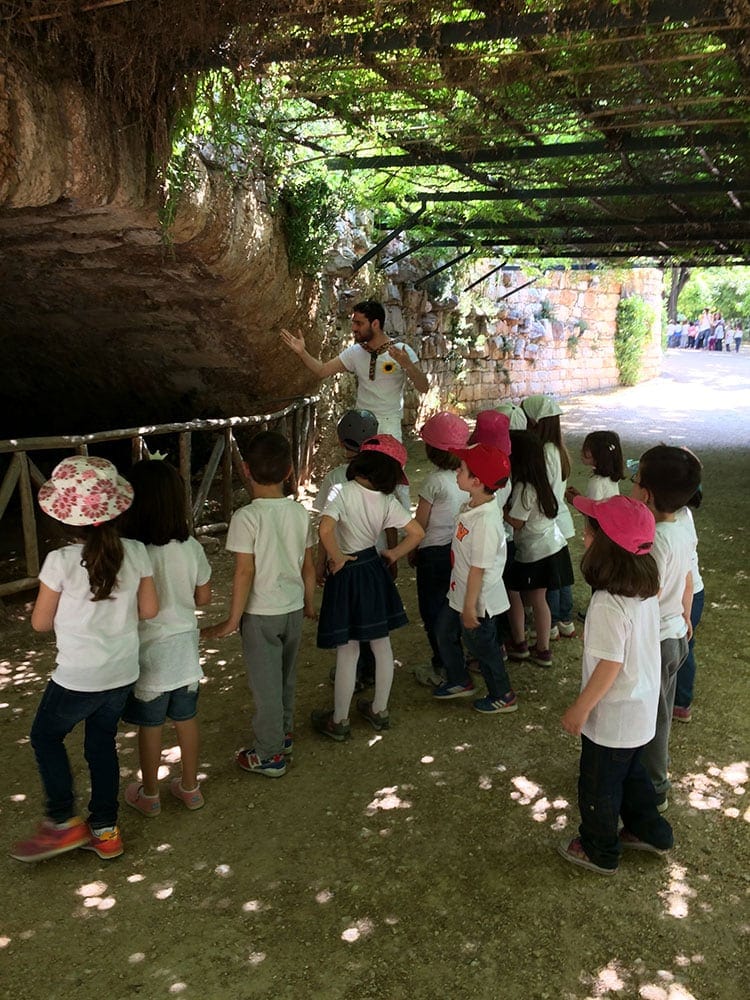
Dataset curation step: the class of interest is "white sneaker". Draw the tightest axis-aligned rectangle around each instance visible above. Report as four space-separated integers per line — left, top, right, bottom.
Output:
529 625 559 642
557 621 576 638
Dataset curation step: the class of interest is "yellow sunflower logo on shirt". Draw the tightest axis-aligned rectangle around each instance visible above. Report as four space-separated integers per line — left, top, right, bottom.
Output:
382 360 397 374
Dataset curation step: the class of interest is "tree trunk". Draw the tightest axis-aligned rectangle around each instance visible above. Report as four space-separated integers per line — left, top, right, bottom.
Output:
666 264 691 321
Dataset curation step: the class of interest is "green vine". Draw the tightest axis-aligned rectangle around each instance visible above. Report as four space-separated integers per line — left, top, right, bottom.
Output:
615 295 655 385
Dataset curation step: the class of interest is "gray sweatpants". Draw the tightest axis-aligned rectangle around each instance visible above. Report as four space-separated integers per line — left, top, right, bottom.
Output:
240 610 303 760
640 635 689 800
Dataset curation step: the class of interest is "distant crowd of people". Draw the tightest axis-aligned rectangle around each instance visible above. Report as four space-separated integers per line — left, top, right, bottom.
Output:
667 309 743 352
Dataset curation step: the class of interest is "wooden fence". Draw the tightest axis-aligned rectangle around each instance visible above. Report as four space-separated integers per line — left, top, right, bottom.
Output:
0 396 318 598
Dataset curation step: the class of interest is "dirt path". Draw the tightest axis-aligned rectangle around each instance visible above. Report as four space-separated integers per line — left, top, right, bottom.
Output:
1 352 749 1000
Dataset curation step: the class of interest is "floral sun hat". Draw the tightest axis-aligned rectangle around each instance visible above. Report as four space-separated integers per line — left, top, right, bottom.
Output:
38 455 134 526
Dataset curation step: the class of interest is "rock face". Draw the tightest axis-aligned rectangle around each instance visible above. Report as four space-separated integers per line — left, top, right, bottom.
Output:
0 63 317 439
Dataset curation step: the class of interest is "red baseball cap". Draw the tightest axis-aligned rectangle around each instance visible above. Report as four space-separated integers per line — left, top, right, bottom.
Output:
450 443 510 491
573 495 655 554
360 434 409 484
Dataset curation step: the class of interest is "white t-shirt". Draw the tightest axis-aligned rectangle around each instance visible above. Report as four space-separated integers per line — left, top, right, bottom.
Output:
581 590 661 748
134 538 212 694
495 480 513 541
586 474 620 500
652 519 694 640
322 480 411 553
312 463 347 518
338 341 419 440
508 482 566 563
418 469 469 547
674 506 703 594
39 538 153 692
544 442 574 538
226 498 314 616
448 500 509 617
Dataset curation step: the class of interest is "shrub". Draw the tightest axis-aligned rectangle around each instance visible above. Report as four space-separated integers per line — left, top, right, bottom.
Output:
615 295 655 385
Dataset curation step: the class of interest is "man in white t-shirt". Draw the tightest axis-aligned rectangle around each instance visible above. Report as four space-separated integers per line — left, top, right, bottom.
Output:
281 300 429 441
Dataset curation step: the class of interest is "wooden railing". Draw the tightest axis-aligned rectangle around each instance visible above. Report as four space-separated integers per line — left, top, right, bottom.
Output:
0 396 318 598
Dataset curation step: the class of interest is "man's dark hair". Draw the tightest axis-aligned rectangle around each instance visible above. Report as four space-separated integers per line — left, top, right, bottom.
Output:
247 431 293 485
638 445 702 514
353 300 386 329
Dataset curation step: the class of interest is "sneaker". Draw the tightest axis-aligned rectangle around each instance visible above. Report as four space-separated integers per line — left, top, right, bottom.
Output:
473 693 518 714
412 663 444 688
672 705 692 724
557 620 576 638
169 777 206 807
656 797 669 814
10 817 90 863
124 782 161 817
310 709 351 742
529 625 559 642
283 733 294 755
557 837 616 876
432 681 476 699
529 646 553 668
619 829 670 856
235 749 287 777
81 824 124 860
356 698 390 731
577 610 587 624
506 640 530 661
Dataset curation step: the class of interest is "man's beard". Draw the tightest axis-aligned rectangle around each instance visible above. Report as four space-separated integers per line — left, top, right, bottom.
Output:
354 326 374 344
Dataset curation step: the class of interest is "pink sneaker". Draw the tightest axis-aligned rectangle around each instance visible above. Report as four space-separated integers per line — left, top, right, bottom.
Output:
672 705 692 724
124 782 161 817
170 778 205 810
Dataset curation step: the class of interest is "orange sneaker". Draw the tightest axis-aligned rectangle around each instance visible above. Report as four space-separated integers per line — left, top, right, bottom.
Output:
80 824 124 860
10 817 90 863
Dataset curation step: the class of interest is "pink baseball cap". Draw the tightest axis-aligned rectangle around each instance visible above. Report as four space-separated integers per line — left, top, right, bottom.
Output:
360 434 409 484
573 495 655 555
450 443 510 491
420 412 470 451
468 410 511 455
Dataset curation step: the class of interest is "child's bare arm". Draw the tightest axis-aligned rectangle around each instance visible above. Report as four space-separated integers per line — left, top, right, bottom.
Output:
381 519 425 565
202 553 254 638
682 571 694 641
302 547 317 618
194 582 212 607
561 658 622 736
30 582 61 632
462 566 484 630
137 577 160 620
408 498 432 567
319 515 355 574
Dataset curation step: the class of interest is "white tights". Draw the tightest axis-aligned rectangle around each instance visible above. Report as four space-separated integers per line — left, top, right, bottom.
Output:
333 636 394 722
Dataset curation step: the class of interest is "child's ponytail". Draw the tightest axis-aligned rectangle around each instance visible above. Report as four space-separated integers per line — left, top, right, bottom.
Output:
80 523 124 601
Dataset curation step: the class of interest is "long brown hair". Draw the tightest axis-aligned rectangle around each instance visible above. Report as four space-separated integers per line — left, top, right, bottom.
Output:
79 523 124 601
528 414 571 480
580 519 659 598
509 430 558 519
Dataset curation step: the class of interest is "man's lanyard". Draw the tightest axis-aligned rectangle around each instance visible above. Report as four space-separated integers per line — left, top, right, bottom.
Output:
360 340 393 380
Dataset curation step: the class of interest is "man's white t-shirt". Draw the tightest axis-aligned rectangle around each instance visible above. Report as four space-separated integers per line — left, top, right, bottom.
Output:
226 498 314 616
652 519 694 640
338 341 419 440
448 500 509 618
508 482 566 562
322 480 411 553
39 538 153 691
418 469 469 547
581 590 661 748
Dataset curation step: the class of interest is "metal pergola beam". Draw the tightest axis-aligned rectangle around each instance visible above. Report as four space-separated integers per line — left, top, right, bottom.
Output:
424 214 750 232
261 0 725 62
327 129 747 171
414 180 747 203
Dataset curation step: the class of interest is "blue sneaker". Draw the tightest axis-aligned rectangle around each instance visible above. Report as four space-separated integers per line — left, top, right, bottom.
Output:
473 693 518 714
283 733 294 755
432 681 476 699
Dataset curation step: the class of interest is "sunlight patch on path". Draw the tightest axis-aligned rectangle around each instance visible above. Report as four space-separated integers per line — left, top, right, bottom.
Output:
659 864 696 919
365 786 411 816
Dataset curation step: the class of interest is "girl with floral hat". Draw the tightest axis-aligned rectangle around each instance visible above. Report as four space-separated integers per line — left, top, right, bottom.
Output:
11 456 158 864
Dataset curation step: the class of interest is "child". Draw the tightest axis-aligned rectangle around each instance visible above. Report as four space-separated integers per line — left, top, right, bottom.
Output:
559 495 672 875
204 431 316 777
495 401 528 430
566 430 624 503
120 460 212 815
432 443 517 714
523 394 576 639
673 488 705 723
631 445 702 809
11 456 158 863
411 411 470 687
504 430 573 667
312 435 424 739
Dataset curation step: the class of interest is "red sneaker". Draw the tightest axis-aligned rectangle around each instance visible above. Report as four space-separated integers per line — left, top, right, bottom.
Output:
10 817 90 863
80 824 124 860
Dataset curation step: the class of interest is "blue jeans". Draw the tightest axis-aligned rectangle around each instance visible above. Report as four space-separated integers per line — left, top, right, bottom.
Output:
415 544 452 669
547 584 573 625
435 605 512 698
30 679 132 827
578 735 673 870
675 588 705 708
